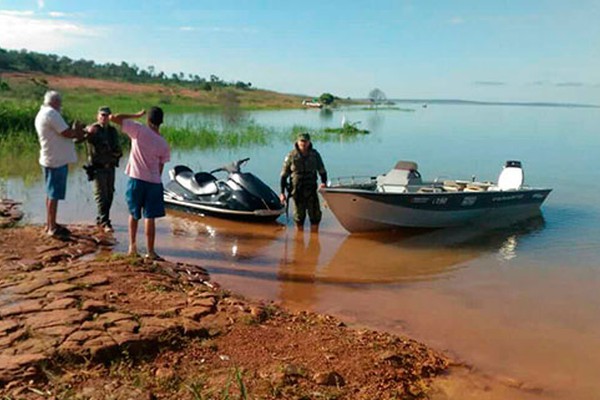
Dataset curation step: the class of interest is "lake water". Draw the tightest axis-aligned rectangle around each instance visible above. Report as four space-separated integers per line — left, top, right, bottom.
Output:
4 104 600 399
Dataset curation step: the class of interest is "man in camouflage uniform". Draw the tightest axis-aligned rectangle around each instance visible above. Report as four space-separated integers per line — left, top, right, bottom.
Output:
280 132 328 231
84 106 122 232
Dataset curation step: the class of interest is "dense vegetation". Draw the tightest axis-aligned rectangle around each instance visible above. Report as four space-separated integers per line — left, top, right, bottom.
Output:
0 48 361 179
0 47 252 91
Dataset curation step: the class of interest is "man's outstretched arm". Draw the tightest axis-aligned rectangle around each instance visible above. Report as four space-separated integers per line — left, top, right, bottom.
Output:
109 109 146 126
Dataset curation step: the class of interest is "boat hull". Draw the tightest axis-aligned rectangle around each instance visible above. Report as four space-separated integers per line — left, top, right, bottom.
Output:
321 188 552 232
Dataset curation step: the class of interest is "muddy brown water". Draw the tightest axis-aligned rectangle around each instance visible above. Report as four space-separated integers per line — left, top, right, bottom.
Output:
133 210 599 400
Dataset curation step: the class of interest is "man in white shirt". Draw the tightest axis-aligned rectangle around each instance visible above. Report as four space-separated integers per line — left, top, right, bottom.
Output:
34 90 85 237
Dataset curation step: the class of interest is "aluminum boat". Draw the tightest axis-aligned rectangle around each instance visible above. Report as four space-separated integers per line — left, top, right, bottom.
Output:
320 160 552 233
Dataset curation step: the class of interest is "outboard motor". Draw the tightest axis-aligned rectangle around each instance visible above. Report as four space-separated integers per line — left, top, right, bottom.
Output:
496 160 524 190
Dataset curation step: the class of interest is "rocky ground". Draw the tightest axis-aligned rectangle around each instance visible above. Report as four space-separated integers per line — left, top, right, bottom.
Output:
0 199 23 228
0 199 451 400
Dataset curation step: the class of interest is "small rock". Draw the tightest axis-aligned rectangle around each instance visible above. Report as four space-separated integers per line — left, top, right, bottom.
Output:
80 386 96 398
155 367 175 379
283 363 306 377
313 371 345 386
81 300 113 313
250 305 267 322
380 350 404 366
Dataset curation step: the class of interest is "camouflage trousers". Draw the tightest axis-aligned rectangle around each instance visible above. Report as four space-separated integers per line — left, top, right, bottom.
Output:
292 191 322 226
93 168 115 226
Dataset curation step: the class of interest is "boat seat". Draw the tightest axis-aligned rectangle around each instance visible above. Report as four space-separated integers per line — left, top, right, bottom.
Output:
464 185 486 192
376 160 422 188
442 180 467 192
377 185 407 193
464 182 492 192
173 166 218 196
489 161 524 191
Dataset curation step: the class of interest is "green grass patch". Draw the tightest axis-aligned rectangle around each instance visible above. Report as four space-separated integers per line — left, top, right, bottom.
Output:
324 122 369 135
161 122 272 150
0 129 41 181
288 124 367 142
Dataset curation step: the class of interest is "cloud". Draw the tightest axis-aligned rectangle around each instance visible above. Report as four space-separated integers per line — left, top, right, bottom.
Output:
48 11 69 18
37 0 44 9
473 81 506 86
0 10 34 16
177 25 258 34
0 10 99 52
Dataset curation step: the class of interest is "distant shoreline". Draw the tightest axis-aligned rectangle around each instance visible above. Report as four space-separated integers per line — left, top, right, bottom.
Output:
386 98 600 109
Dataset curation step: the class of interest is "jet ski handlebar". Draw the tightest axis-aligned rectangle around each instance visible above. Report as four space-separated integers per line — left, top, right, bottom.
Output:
209 157 250 174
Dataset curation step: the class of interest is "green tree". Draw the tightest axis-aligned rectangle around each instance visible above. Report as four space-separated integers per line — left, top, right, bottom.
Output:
319 92 335 105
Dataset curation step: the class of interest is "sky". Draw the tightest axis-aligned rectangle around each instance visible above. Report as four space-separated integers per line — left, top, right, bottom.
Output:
1 0 599 104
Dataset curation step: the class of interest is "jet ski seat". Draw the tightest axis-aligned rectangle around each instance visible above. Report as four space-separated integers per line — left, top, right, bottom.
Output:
172 165 218 196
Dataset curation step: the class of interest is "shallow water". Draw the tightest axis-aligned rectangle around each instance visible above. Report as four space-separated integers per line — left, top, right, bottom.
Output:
4 104 600 399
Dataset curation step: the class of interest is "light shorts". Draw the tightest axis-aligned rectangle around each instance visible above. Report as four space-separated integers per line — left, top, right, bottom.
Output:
126 177 165 220
43 165 68 200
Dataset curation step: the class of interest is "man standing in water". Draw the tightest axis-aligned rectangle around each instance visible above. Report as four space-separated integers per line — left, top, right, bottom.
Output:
84 106 122 232
279 132 328 232
109 107 170 260
34 90 86 238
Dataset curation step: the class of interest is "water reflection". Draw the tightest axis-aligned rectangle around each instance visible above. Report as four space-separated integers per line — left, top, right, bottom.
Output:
318 108 333 121
365 112 384 131
278 230 322 305
163 210 285 265
161 205 546 291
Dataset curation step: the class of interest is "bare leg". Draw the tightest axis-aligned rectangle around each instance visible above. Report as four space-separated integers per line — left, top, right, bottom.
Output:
47 198 58 232
45 197 50 231
145 218 156 256
128 215 138 256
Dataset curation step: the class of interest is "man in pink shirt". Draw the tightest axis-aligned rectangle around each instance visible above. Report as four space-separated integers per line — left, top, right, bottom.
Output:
109 107 170 260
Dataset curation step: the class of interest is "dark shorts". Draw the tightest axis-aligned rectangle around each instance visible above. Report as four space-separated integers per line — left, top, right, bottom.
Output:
126 177 165 220
43 165 68 200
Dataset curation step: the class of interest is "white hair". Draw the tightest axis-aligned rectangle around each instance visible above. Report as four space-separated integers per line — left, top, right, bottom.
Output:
43 90 61 106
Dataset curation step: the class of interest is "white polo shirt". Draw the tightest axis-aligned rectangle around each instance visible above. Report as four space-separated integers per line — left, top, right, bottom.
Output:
34 105 77 168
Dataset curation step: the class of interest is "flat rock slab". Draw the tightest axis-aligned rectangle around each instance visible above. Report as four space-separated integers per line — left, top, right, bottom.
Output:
0 200 23 228
0 224 218 383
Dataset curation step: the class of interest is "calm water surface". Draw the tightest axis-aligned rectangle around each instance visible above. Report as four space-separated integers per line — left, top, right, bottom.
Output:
5 104 600 399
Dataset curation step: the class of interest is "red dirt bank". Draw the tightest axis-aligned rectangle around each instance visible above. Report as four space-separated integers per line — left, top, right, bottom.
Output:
0 217 450 399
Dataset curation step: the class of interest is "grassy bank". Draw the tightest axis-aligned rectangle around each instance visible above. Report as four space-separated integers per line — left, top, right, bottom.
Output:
162 122 273 149
0 129 40 181
0 73 307 115
0 73 366 178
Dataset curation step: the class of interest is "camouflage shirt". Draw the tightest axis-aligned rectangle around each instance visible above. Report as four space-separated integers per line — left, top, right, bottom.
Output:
280 144 327 197
86 123 122 168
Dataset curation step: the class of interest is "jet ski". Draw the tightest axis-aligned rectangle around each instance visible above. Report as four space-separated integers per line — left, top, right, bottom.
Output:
163 158 284 222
